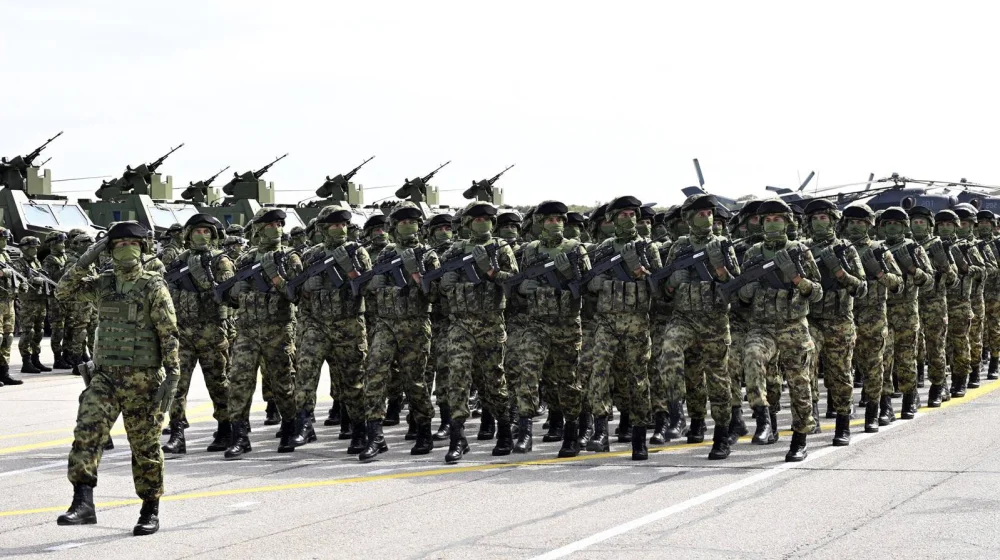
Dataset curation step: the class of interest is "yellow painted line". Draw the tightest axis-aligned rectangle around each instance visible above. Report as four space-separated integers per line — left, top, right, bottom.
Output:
3 381 998 518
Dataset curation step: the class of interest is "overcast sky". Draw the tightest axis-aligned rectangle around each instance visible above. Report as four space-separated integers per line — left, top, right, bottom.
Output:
2 1 997 209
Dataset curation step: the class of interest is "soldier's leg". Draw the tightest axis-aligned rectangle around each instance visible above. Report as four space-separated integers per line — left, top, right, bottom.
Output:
169 343 198 426
820 320 856 416
622 314 652 428
432 319 450 403
511 322 546 419
698 327 732 430
294 323 327 418
546 323 584 420
728 323 746 408
808 323 824 405
647 320 669 415
396 318 433 423
855 319 888 403
446 320 476 423
891 310 919 397
923 306 948 389
661 321 697 416
68 373 120 489
578 319 599 414
778 322 817 435
883 323 896 397
199 323 231 423
0 300 13 367
228 330 262 425
365 323 401 422
970 300 985 379
261 322 298 420
50 299 67 359
947 305 973 393
987 299 1000 378
120 368 166 500
588 317 622 420
470 318 510 424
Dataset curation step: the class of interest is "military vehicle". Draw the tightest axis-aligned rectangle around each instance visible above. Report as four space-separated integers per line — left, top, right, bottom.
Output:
461 164 514 205
188 153 306 230
0 132 101 241
295 156 374 224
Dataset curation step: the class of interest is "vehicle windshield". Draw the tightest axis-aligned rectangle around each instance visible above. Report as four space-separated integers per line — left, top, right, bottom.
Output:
172 206 198 224
148 206 179 228
50 204 92 228
21 203 58 228
283 211 305 231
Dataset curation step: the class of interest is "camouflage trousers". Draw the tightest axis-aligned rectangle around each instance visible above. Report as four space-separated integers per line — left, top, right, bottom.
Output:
17 297 45 355
727 316 749 408
854 307 889 401
589 313 652 426
578 318 599 414
171 321 230 425
64 302 95 359
367 313 403 404
809 317 856 415
47 296 67 357
68 366 166 500
970 295 986 372
446 314 510 423
649 315 685 414
295 315 367 420
365 316 433 423
508 317 583 419
659 313 732 427
504 313 530 410
427 317 450 400
986 298 1000 355
744 318 815 434
917 296 949 387
946 301 973 384
0 299 13 366
229 319 297 423
885 302 919 395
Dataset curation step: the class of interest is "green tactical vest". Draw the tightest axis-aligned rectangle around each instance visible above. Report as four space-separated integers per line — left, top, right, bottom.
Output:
94 271 161 368
174 249 229 322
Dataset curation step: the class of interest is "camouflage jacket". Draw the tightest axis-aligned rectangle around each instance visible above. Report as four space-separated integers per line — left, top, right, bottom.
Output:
299 241 372 322
740 240 824 324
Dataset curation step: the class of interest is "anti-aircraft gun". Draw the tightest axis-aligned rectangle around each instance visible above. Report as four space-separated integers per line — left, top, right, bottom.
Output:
462 164 513 205
0 131 63 191
394 161 450 204
198 154 307 230
297 156 374 224
181 166 231 204
93 143 185 201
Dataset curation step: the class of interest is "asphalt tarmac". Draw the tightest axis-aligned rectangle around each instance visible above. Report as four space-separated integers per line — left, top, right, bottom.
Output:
2 343 999 559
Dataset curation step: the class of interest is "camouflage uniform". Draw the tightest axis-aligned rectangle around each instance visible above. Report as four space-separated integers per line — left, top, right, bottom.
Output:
977 212 1000 379
423 213 455 440
647 236 680 440
0 229 19 385
969 213 998 387
64 234 97 364
574 202 609 450
42 232 71 367
14 237 48 370
941 206 986 397
55 223 179 528
158 225 184 268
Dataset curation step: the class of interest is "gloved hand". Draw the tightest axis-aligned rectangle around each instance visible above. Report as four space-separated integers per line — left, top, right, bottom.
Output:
774 249 800 281
795 276 815 296
706 239 727 270
155 369 180 415
29 276 45 286
860 249 883 279
472 245 493 272
440 271 459 289
332 245 356 274
368 273 387 291
622 242 643 273
892 245 915 273
554 252 574 277
76 238 107 268
738 281 759 301
816 246 844 276
518 278 540 295
665 269 690 292
401 248 420 275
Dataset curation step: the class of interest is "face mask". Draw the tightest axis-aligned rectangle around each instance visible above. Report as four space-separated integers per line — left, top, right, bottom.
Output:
22 248 37 259
636 223 651 237
51 243 65 255
689 214 713 235
978 224 993 237
262 225 282 240
845 222 869 241
883 224 906 240
957 223 973 238
470 221 493 235
910 222 930 237
326 225 347 243
748 219 763 236
565 225 581 239
397 223 420 237
543 221 564 236
652 225 668 240
810 219 833 239
112 244 141 267
600 222 616 237
190 233 212 248
615 214 637 235
498 226 518 241
937 223 956 237
433 229 453 244
763 220 786 235
369 231 388 245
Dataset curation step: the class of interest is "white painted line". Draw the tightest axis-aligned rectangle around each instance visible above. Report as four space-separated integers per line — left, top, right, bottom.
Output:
530 423 899 560
0 451 128 479
227 501 259 508
44 542 89 551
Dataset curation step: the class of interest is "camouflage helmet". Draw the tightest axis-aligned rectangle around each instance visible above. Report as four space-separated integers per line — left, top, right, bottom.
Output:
19 236 41 248
803 198 841 221
167 223 183 236
390 201 425 227
67 227 88 239
222 235 245 247
841 203 876 226
0 227 11 242
907 205 935 226
225 224 244 236
183 213 222 240
876 206 909 225
462 201 497 228
290 226 305 236
71 233 94 247
44 231 68 245
605 196 642 222
952 203 979 223
317 204 353 225
680 194 719 224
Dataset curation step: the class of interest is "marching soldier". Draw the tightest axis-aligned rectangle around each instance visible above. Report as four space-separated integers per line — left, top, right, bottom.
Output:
15 236 51 374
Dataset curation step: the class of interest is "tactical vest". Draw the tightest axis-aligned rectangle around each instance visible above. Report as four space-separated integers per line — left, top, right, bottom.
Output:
0 253 15 299
668 235 728 315
94 271 161 369
649 241 674 319
945 240 976 302
442 239 507 317
807 238 857 320
593 238 652 315
917 237 950 302
236 248 295 324
300 242 365 321
852 243 891 315
521 239 583 320
174 249 229 322
374 243 431 320
17 258 46 300
744 242 812 324
885 239 925 304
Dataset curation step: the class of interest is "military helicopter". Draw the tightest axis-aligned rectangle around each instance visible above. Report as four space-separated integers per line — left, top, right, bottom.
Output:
679 159 742 211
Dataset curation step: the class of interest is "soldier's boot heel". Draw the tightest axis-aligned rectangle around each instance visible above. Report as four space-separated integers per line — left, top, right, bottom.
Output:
277 420 296 453
769 410 780 443
290 410 316 448
57 484 96 526
586 416 610 453
751 406 774 445
324 400 341 426
968 366 982 390
0 365 22 385
785 432 808 462
404 413 418 441
542 411 564 442
708 424 731 460
900 392 916 420
477 410 496 441
513 417 532 453
810 402 822 434
411 423 434 455
831 414 851 446
492 420 514 456
434 404 452 441
917 363 926 387
825 391 837 419
263 401 281 426
989 357 999 381
617 412 632 443
132 499 159 537
686 418 706 444
878 395 895 426
864 400 880 433
951 375 968 398
52 351 70 370
161 422 186 454
359 421 386 463
20 353 40 374
728 406 748 445
347 422 367 454
445 420 469 464
649 411 668 445
631 426 648 461
558 420 580 458
104 437 114 450
664 401 688 441
927 385 943 408
206 421 232 452
577 412 595 448
339 406 353 440
31 353 51 372
383 397 402 426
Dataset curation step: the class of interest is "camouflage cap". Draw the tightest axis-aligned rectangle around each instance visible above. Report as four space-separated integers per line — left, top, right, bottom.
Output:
317 205 352 224
877 206 909 224
290 226 305 235
390 201 424 224
45 231 68 244
842 203 876 224
18 236 40 247
952 203 978 222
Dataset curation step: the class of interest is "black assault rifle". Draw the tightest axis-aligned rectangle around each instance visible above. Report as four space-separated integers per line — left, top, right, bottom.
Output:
646 239 734 292
419 242 504 294
566 243 635 298
285 246 360 300
349 251 407 297
718 246 806 305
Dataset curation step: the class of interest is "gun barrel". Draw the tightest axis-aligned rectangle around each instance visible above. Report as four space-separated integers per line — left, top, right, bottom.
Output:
343 155 375 181
24 131 64 163
485 164 515 186
421 160 451 183
148 143 185 171
254 153 289 178
693 158 705 188
203 165 231 186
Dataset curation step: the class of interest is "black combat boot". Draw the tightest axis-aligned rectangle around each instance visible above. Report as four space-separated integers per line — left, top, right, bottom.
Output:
968 365 982 389
769 409 780 442
687 417 706 444
708 424 731 460
52 351 70 369
617 412 632 443
224 421 251 460
751 406 774 445
104 437 114 450
543 411 564 442
649 411 668 445
359 421 387 462
664 401 688 440
989 357 999 381
587 416 610 452
132 499 159 536
832 414 851 446
206 421 231 452
785 432 808 462
347 421 367 454
864 400 879 433
577 412 595 448
405 413 418 441
339 406 353 440
291 410 316 447
631 426 648 461
559 420 580 458
411 422 434 455
825 391 837 419
917 363 926 387
264 401 281 426
477 409 496 440
434 404 452 441
277 420 296 453
927 384 943 408
0 365 22 385
728 406 748 444
384 397 402 426
493 419 514 456
161 420 186 454
57 484 97 525
891 370 902 398
324 400 341 426
810 402 822 434
900 392 916 420
445 419 469 463
20 353 39 374
853 367 863 388
951 374 968 398
32 353 51 372
513 417 533 453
